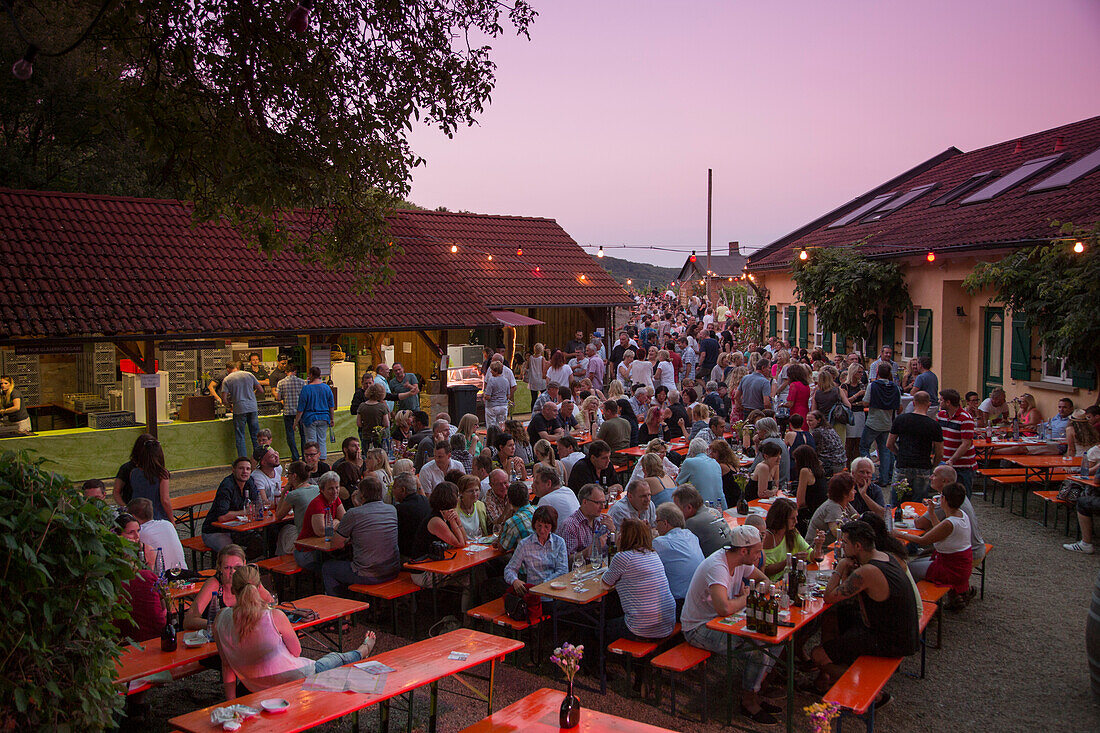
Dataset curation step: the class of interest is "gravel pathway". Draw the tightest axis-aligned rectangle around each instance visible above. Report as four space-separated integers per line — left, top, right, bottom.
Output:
129 472 1100 732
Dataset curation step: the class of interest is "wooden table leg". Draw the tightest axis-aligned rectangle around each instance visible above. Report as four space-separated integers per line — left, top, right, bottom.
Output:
429 680 439 733
488 657 496 715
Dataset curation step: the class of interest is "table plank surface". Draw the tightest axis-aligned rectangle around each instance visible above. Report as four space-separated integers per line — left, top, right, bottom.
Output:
115 595 368 684
1004 455 1081 469
459 687 677 732
294 535 340 552
704 599 830 644
213 511 290 532
529 566 611 604
168 629 524 733
174 490 218 510
403 544 504 576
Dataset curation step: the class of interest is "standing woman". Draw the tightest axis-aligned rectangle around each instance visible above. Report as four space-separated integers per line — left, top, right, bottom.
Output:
784 363 813 420
791 444 828 532
812 366 850 439
483 361 511 430
0 375 30 433
526 343 547 408
545 350 573 392
841 364 867 464
355 383 390 448
654 350 677 392
629 349 655 390
129 436 174 523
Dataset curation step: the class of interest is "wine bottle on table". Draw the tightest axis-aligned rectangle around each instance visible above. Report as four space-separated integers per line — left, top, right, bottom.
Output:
745 580 757 632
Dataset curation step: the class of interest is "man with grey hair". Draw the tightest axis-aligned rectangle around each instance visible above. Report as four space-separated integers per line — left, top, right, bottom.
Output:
675 437 726 510
653 502 704 611
532 464 580 526
532 381 563 414
324 475 401 594
392 472 429 559
674 485 727 556
665 388 691 440
703 380 725 419
910 464 985 566
628 384 650 422
608 478 656 531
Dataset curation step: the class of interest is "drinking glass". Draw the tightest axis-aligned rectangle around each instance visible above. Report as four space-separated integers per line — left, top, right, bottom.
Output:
572 555 584 579
269 593 280 610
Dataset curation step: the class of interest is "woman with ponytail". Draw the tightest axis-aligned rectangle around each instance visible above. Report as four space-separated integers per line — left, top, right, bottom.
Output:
213 565 376 698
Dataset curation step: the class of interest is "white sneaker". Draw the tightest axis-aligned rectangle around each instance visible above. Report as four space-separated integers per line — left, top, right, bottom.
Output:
1063 541 1095 554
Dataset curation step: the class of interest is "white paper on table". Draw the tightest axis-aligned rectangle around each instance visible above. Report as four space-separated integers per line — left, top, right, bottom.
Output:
345 668 387 694
354 660 396 674
302 668 353 692
448 651 470 661
465 543 490 552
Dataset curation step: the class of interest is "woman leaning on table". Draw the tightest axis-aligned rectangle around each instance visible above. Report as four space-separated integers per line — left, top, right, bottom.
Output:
214 564 377 699
114 513 167 642
893 482 974 605
184 544 274 631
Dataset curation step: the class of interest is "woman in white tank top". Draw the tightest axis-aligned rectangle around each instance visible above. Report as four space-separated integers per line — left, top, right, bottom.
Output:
894 482 973 596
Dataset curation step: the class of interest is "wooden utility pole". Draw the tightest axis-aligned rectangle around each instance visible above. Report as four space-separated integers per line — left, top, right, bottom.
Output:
142 338 158 437
706 169 713 305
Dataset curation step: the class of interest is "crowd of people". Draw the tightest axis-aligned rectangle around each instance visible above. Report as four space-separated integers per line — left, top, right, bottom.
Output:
90 288 1100 726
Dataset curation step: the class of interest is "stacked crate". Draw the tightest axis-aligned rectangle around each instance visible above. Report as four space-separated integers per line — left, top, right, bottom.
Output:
159 348 198 411
1 351 41 406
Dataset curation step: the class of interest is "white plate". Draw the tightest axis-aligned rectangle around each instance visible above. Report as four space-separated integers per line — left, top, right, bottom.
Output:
260 698 290 714
183 631 209 648
550 581 567 590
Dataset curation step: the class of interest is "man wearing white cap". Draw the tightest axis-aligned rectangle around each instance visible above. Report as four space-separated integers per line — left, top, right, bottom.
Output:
680 524 781 725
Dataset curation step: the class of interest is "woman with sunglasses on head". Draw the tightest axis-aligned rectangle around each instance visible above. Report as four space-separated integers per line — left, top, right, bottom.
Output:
183 544 273 631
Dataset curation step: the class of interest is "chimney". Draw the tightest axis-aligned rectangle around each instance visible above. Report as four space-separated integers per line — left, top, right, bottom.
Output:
728 241 739 257
1013 140 1025 154
1053 136 1066 152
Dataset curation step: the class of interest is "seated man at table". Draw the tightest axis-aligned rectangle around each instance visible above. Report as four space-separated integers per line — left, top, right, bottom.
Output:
596 399 634 458
201 457 263 553
496 481 535 553
977 387 1010 427
533 465 581 528
323 475 401 595
418 439 465 496
555 435 584 484
302 441 331 480
809 520 920 698
559 483 614 557
392 473 430 559
127 497 188 571
910 464 986 566
415 420 453 471
567 440 622 496
681 524 781 725
676 437 727 510
608 478 656 531
653 502 704 615
528 400 567 446
674 485 728 557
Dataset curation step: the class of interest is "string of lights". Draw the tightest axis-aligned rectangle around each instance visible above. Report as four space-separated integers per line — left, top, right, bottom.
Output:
3 0 114 79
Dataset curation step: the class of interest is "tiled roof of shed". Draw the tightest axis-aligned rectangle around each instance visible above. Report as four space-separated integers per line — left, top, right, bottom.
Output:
748 115 1100 269
0 189 622 340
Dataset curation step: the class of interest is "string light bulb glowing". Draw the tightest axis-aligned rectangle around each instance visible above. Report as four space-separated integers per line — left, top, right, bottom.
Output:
450 244 458 253
516 247 523 256
535 265 541 272
689 251 697 263
487 254 493 261
626 279 632 285
1073 240 1085 254
597 246 604 258
799 247 808 261
579 273 586 281
926 251 936 263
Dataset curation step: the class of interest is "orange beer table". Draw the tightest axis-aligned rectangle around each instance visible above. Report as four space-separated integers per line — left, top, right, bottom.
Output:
404 543 505 618
460 687 678 732
1004 454 1081 514
115 594 368 685
168 628 524 733
173 489 217 535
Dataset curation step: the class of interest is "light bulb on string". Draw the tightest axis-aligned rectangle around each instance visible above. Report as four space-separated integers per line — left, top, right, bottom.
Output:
689 251 696 263
11 45 36 80
517 247 523 256
597 246 604 258
487 254 493 261
450 244 458 253
286 0 314 34
926 251 936 263
1073 240 1085 254
799 247 808 261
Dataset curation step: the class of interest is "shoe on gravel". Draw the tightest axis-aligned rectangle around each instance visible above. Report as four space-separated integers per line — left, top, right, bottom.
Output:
739 704 778 725
1063 541 1095 554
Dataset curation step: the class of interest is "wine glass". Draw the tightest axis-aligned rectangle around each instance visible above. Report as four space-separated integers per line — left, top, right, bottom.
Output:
269 592 280 610
572 554 584 579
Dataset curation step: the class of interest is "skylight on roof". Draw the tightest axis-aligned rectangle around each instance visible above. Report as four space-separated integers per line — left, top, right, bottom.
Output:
861 183 938 222
929 171 997 206
959 154 1064 204
1028 146 1100 192
826 193 897 229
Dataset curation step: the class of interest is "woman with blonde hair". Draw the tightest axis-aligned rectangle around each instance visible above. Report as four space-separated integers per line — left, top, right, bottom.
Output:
655 349 677 391
812 364 851 441
504 419 534 465
1067 410 1100 458
526 343 547 408
214 564 377 698
617 349 636 388
534 438 565 481
710 352 729 385
457 413 484 457
1016 393 1043 433
391 409 413 443
579 395 604 433
365 448 393 491
606 380 626 400
628 439 680 486
642 452 678 505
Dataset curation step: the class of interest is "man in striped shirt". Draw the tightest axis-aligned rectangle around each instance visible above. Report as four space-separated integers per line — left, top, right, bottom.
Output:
273 362 306 461
559 483 614 557
936 389 977 495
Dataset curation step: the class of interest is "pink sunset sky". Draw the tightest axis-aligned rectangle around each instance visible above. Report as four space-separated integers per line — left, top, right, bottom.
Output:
407 0 1100 269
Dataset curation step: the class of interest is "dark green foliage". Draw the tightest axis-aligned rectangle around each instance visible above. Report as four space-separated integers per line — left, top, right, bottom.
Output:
964 222 1100 395
792 247 912 342
0 451 136 730
0 1 535 291
597 255 678 291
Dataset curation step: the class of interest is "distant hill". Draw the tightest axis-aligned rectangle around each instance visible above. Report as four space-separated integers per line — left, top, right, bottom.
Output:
595 255 678 291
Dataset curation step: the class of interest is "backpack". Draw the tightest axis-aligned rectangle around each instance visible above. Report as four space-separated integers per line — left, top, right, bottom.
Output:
828 402 854 426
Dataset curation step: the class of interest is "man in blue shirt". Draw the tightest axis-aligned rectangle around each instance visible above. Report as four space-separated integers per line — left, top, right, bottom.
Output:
911 357 939 409
738 359 773 413
220 361 265 460
676 438 726 510
294 366 336 459
653 502 705 613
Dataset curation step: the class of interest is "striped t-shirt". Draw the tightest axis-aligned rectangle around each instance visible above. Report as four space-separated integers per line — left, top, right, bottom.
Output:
936 407 976 469
601 549 676 639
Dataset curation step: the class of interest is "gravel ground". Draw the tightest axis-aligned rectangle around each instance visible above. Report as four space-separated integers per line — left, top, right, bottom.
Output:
128 470 1100 732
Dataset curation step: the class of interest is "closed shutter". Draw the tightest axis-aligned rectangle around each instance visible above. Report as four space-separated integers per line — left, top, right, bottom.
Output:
798 307 809 348
1010 313 1031 380
881 311 895 352
769 306 777 337
917 309 933 359
821 322 833 353
1071 364 1097 390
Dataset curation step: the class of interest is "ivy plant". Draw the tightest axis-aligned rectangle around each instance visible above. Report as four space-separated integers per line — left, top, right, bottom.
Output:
0 451 136 730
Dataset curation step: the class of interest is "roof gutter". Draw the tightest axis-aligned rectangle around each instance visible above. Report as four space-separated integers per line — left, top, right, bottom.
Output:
749 238 1048 271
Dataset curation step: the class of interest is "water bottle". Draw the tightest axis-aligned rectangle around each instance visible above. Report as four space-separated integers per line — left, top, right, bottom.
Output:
243 497 253 521
884 504 894 532
324 506 334 541
384 435 394 461
153 547 166 578
206 591 221 641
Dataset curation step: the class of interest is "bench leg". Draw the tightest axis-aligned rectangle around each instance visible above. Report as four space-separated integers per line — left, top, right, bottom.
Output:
979 558 987 600
429 680 438 733
1042 501 1049 526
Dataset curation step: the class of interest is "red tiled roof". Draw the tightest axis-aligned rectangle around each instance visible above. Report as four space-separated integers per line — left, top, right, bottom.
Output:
0 190 533 340
389 209 631 308
748 115 1100 270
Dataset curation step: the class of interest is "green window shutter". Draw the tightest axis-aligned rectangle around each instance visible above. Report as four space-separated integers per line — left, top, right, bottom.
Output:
798 307 809 348
881 311 895 353
787 306 797 344
917 309 933 359
768 306 777 337
1010 313 1031 380
1071 364 1097 390
821 322 833 353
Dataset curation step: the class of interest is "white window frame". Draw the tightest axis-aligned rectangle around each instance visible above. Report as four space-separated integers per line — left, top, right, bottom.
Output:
781 306 793 344
813 312 823 349
901 310 919 360
1040 344 1072 385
